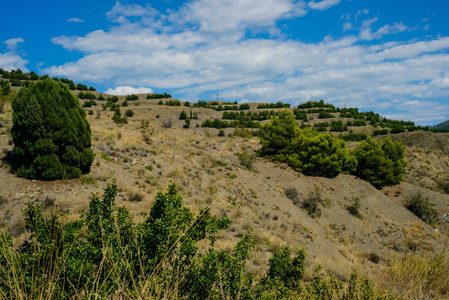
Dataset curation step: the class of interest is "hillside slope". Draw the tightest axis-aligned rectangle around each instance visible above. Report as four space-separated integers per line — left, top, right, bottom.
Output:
434 119 449 130
1 94 449 298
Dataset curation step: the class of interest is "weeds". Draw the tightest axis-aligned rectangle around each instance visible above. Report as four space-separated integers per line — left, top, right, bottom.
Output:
405 190 437 225
127 191 145 202
387 251 449 299
284 187 300 205
347 197 362 219
302 188 323 218
80 175 96 185
236 149 256 171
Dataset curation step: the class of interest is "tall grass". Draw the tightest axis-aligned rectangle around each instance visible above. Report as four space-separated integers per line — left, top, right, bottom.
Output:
387 251 449 299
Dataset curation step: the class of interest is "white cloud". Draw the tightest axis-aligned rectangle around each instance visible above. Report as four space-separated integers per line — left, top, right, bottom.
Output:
68 17 84 23
106 1 159 23
360 21 409 41
0 53 28 72
343 22 353 31
174 0 306 34
1 38 28 71
44 0 449 125
308 0 341 11
104 86 154 95
4 37 25 51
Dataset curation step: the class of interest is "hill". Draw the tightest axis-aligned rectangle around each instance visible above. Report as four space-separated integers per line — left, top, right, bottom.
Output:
434 119 449 130
0 78 449 298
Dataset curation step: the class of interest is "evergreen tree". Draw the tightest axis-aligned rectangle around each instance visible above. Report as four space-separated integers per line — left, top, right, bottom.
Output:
259 111 356 177
353 136 405 188
11 78 94 180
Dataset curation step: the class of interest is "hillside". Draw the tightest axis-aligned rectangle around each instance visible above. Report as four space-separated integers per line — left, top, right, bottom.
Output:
434 119 449 130
1 84 449 297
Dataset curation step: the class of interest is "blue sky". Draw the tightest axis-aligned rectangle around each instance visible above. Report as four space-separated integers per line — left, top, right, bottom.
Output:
1 0 449 126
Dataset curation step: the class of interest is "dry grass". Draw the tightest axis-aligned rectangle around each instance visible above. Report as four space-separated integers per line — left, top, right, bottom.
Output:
385 251 449 299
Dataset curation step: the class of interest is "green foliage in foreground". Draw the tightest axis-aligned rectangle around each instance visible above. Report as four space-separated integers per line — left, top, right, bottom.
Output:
259 110 406 187
11 78 94 180
0 184 379 299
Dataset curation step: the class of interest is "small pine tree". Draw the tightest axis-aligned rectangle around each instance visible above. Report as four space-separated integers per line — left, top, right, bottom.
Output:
179 110 188 120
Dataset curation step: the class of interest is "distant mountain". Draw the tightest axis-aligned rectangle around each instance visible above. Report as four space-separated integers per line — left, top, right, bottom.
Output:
434 120 449 130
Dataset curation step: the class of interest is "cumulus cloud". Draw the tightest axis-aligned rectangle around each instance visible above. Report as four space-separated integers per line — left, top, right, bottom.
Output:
104 86 154 95
4 37 25 51
0 52 29 71
68 17 84 23
1 38 28 71
172 0 307 34
308 0 341 11
106 1 159 24
44 0 449 125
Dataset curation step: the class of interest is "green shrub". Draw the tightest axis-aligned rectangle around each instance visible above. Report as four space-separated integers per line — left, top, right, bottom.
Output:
11 78 94 180
126 94 138 100
353 136 406 188
125 109 134 117
259 111 356 177
112 108 128 124
183 118 191 129
266 247 306 289
179 110 187 120
0 183 383 299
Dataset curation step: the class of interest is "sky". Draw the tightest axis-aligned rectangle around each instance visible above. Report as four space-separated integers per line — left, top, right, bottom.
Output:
1 0 449 126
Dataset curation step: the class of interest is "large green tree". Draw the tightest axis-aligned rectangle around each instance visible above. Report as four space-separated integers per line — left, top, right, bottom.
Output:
11 78 94 180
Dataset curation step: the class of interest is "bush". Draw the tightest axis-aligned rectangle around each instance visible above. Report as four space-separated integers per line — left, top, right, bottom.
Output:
353 136 406 188
112 108 128 124
0 183 382 299
236 149 256 171
302 188 324 218
284 187 300 205
11 78 94 180
179 110 187 120
259 111 356 177
405 190 437 224
183 118 191 129
347 197 362 219
125 109 134 117
126 94 139 100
